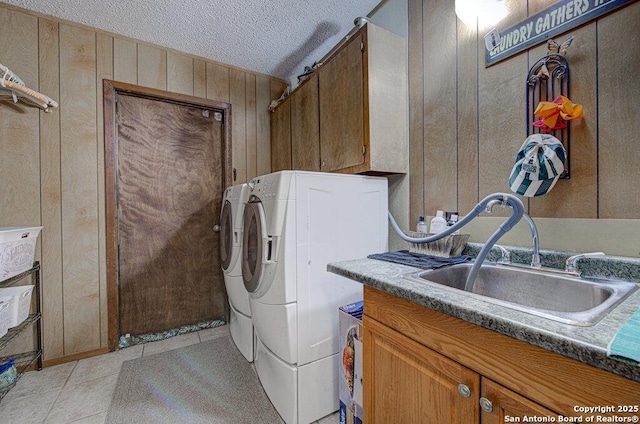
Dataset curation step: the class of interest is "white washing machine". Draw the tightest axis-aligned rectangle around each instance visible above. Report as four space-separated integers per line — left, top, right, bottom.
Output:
219 183 254 361
241 171 388 424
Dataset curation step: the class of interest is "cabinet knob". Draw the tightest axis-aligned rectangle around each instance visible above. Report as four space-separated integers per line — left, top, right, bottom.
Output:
479 397 494 413
213 225 221 232
457 383 471 398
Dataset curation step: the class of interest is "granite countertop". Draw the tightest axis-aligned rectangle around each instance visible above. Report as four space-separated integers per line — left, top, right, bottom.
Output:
327 244 640 384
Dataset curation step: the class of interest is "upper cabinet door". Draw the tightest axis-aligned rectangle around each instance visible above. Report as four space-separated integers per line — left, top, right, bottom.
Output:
270 97 292 172
291 75 320 171
269 23 407 175
318 32 365 172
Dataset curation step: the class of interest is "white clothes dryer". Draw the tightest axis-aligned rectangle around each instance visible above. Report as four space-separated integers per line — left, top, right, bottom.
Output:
241 171 388 424
219 183 253 361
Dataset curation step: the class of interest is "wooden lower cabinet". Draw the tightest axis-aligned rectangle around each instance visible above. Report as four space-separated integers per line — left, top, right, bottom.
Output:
480 378 557 424
364 317 479 423
363 286 640 424
365 316 556 424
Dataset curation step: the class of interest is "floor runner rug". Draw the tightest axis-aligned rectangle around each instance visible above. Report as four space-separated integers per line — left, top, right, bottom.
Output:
106 335 283 423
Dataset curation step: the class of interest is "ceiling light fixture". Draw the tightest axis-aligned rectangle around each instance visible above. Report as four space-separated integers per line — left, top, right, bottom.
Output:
455 0 508 27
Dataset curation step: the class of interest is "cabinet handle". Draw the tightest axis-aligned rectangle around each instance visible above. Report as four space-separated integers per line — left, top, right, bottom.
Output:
457 384 471 398
479 397 494 413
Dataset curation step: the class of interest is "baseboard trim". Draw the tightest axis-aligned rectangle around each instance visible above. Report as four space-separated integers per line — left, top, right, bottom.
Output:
42 347 110 368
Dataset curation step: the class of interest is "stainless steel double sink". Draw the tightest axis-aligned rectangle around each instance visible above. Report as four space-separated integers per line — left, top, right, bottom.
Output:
405 262 638 326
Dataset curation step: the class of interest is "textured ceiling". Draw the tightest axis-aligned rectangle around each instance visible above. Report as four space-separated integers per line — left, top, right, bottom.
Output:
3 0 383 81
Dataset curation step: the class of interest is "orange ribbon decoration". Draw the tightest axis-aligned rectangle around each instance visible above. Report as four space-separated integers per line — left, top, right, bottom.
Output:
533 95 583 133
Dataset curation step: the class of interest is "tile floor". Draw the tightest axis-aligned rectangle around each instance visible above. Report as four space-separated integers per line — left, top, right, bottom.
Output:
0 325 339 424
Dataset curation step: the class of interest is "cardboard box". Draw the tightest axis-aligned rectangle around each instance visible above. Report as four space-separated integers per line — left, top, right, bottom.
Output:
339 301 364 424
0 227 42 282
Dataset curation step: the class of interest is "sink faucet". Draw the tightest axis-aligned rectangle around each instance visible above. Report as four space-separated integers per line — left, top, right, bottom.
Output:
494 244 511 264
387 193 525 291
565 252 605 276
485 201 540 268
523 214 541 268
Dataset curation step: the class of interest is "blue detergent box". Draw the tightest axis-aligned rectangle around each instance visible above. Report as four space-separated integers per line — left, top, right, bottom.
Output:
338 301 364 424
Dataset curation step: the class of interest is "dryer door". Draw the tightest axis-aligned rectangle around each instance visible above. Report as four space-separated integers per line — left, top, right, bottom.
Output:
219 199 234 271
242 198 267 293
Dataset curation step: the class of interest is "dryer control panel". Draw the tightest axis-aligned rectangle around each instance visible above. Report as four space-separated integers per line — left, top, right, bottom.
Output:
248 172 292 200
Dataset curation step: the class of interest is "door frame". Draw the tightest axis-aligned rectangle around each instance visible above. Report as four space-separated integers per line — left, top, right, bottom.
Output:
103 80 232 350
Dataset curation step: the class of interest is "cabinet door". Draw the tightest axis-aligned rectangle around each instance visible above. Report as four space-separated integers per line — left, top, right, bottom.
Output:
364 317 479 424
319 32 365 172
480 378 558 424
291 76 320 171
271 97 292 172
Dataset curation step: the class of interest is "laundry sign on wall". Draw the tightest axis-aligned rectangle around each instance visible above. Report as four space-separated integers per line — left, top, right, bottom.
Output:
485 0 638 66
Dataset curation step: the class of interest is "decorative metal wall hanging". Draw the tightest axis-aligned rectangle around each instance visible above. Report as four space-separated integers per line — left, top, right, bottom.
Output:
526 39 572 179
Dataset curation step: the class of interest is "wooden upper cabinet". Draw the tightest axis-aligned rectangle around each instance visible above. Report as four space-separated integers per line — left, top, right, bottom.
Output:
269 22 407 175
270 96 291 172
318 32 365 172
291 75 320 171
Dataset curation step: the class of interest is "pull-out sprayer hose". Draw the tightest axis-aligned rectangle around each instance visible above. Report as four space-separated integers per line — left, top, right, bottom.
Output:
388 193 525 290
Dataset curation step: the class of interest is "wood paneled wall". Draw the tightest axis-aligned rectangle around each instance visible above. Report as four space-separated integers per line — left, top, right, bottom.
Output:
0 4 287 361
409 0 640 222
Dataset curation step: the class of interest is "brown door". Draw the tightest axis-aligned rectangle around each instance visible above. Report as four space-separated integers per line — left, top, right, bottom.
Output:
114 91 227 337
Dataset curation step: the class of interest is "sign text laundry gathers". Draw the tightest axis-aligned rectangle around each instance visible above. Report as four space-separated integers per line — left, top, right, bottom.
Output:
486 0 635 65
